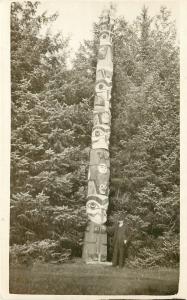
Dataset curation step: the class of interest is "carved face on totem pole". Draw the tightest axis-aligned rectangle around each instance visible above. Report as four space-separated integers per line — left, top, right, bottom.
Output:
88 163 109 180
87 178 109 197
98 45 108 60
96 69 113 84
88 171 109 196
91 125 110 149
95 81 112 94
90 148 110 167
100 23 108 31
97 46 113 74
99 9 110 25
100 31 112 46
87 148 110 224
89 181 108 196
94 95 110 112
93 111 111 126
98 163 108 174
86 196 108 224
95 81 112 105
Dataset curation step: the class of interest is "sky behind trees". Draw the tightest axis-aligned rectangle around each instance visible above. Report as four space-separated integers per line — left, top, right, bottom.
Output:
38 0 179 58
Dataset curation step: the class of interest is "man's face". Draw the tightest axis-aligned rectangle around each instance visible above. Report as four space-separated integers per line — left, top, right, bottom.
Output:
119 221 124 227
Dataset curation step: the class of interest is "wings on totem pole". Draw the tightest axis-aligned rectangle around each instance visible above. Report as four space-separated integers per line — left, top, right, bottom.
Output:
82 5 115 263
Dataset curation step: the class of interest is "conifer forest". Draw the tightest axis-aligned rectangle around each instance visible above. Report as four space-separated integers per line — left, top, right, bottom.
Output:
10 1 179 268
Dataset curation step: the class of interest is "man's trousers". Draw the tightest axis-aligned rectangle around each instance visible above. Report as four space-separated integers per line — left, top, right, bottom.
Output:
112 243 126 267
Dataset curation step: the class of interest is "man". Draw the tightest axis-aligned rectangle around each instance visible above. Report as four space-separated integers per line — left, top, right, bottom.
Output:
112 216 131 268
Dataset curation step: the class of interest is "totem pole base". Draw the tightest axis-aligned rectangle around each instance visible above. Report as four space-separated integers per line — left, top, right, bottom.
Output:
82 221 108 263
86 261 112 265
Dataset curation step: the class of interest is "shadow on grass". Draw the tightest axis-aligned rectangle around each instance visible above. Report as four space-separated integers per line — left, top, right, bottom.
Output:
9 260 179 295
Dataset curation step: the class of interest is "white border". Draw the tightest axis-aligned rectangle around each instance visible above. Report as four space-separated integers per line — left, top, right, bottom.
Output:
0 0 186 299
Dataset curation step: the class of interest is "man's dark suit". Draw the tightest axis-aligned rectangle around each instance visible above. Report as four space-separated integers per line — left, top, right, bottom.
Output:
112 222 130 267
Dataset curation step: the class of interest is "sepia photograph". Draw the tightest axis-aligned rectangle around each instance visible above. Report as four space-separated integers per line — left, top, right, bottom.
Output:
1 0 182 296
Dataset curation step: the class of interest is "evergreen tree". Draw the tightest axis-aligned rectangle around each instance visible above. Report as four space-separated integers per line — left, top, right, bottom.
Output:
10 2 92 262
109 6 179 266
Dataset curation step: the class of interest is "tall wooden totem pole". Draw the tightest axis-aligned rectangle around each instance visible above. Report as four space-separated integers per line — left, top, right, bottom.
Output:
82 5 115 263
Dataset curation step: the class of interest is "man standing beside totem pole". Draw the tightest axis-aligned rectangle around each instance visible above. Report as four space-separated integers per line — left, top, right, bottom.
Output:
111 214 131 268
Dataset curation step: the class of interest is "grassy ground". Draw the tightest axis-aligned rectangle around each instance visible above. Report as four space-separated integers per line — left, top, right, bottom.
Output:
9 259 179 295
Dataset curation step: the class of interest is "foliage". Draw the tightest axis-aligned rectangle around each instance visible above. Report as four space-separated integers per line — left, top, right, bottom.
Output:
10 1 91 261
9 239 71 265
107 6 179 266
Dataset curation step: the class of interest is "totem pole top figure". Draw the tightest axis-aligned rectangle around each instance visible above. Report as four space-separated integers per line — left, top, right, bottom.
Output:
99 2 116 31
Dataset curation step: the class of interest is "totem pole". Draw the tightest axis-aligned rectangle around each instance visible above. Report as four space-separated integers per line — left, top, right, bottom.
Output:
82 5 115 263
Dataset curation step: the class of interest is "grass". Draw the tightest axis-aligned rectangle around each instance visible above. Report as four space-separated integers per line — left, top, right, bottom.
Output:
9 258 179 295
